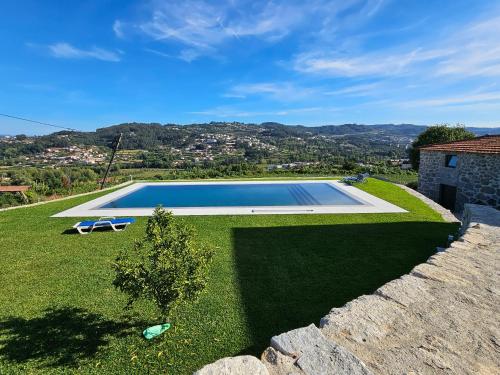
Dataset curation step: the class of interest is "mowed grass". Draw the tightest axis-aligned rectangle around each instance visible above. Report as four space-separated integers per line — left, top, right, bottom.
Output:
0 179 458 374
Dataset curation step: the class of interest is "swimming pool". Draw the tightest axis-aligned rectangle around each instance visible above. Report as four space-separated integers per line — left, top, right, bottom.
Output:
53 180 406 216
99 182 362 208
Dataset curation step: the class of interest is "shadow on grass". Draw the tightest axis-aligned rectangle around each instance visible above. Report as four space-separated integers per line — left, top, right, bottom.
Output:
61 228 77 235
233 221 457 355
0 307 145 368
61 227 124 235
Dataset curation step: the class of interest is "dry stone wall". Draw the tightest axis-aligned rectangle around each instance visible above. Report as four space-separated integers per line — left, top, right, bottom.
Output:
195 204 500 375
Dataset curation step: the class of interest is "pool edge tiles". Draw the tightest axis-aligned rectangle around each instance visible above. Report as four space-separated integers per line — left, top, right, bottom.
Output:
52 180 407 217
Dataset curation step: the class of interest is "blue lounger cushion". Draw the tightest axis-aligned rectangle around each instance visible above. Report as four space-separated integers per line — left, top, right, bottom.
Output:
73 217 136 234
77 218 135 228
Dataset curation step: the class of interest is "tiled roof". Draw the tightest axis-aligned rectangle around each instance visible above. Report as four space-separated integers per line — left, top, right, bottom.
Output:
419 135 500 154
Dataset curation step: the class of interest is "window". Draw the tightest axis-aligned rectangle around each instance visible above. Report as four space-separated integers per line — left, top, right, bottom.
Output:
445 155 457 168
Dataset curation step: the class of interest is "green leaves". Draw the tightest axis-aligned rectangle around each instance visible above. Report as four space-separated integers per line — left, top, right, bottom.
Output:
113 207 214 318
409 124 475 169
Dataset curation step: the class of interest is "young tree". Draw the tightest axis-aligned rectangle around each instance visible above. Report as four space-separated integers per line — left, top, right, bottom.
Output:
113 207 214 318
409 124 475 170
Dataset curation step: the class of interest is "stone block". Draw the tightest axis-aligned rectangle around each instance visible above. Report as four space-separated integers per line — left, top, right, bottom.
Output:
270 324 372 375
374 274 435 307
320 295 405 343
194 356 269 375
261 347 306 375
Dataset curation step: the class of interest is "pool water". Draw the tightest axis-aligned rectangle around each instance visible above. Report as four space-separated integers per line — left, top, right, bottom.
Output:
98 183 363 209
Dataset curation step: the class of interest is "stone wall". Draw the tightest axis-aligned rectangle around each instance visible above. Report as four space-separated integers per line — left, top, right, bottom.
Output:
396 183 459 223
418 151 500 212
456 153 500 211
195 204 500 375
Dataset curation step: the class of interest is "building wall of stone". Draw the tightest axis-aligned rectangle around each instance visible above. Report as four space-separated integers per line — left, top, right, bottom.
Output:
456 153 500 211
418 150 500 212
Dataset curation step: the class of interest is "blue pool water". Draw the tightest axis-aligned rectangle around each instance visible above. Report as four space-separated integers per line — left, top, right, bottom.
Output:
98 183 363 209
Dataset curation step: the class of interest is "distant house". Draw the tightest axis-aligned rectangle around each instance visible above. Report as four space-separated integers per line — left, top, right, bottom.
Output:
388 158 412 169
400 159 412 170
418 135 500 212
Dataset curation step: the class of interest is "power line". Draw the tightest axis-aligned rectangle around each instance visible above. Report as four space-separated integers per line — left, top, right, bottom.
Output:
1 113 124 187
0 113 80 132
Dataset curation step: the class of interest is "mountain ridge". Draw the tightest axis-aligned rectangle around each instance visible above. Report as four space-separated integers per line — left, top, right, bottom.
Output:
2 122 498 166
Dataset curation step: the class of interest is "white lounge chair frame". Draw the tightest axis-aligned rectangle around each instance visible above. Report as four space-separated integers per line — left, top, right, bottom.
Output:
73 216 132 235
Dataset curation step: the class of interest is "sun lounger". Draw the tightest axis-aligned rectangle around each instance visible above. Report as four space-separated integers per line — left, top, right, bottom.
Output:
341 173 369 184
73 217 135 235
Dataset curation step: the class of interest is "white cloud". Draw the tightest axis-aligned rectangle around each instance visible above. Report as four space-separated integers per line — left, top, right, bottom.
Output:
224 2 304 40
324 82 381 96
138 0 306 48
134 0 305 61
293 48 453 77
190 105 335 118
118 0 382 61
435 16 500 77
144 48 172 58
360 0 386 18
145 47 203 63
293 13 500 79
401 91 500 108
140 2 223 48
224 82 317 101
179 49 202 62
113 20 125 38
48 42 121 62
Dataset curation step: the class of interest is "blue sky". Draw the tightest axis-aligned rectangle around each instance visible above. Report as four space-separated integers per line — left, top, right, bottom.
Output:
1 0 500 134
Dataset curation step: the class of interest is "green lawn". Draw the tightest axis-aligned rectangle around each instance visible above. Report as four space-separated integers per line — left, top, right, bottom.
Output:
0 179 458 374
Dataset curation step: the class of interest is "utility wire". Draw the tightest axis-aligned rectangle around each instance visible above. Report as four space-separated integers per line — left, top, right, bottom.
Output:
0 113 80 132
1 113 124 187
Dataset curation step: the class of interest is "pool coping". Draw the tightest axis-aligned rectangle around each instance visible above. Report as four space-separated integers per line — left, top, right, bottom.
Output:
51 180 407 217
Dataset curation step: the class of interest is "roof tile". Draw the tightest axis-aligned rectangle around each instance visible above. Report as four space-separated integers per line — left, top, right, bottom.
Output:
419 135 500 154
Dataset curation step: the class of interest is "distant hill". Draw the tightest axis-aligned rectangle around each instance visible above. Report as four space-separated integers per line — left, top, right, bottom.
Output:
463 127 500 136
55 122 500 148
2 122 499 166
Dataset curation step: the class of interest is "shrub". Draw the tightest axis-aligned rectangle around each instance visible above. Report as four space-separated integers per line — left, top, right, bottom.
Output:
0 192 22 208
113 208 214 318
406 181 418 190
342 160 358 171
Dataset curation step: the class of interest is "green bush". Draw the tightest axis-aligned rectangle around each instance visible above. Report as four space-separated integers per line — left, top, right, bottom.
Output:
0 192 23 208
409 124 475 170
113 207 214 318
406 181 418 190
24 189 40 204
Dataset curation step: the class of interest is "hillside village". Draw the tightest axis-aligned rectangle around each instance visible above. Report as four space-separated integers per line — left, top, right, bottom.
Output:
0 122 446 169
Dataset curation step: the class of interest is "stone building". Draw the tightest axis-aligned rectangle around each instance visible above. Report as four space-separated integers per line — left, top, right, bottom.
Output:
418 135 500 212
